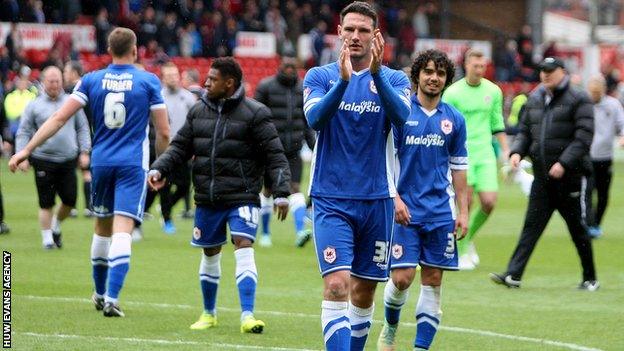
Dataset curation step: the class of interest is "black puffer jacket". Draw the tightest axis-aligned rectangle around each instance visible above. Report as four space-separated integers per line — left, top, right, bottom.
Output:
511 77 594 178
151 86 291 208
255 72 316 155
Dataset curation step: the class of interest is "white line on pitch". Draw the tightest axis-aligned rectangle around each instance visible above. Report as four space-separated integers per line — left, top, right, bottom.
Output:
17 332 320 351
19 295 603 351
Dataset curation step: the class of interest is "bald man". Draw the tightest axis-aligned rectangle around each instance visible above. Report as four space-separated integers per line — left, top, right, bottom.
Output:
15 66 91 249
586 75 624 237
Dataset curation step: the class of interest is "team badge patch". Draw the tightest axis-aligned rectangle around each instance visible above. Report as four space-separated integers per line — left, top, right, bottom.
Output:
441 119 453 135
193 227 202 240
392 244 403 259
403 87 411 99
323 246 336 264
369 80 378 94
484 95 492 104
303 87 311 100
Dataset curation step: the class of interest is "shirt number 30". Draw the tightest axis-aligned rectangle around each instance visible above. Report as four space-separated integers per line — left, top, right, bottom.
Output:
104 92 126 129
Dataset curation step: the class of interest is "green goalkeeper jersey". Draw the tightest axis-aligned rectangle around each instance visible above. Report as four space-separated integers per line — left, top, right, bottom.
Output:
442 78 504 162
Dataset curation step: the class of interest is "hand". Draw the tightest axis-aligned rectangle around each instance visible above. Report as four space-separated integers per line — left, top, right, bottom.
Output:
509 153 521 170
8 149 30 173
18 159 30 172
394 195 411 226
2 141 12 156
500 148 511 162
369 29 384 74
618 135 624 148
78 152 90 169
548 162 565 179
454 212 468 240
273 197 289 221
339 39 352 81
147 169 166 191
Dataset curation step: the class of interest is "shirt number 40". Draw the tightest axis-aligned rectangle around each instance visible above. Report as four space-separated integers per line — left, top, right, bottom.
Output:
104 92 126 129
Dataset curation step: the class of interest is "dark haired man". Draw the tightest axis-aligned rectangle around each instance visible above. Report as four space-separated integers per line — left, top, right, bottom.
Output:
10 27 171 317
377 49 468 351
255 55 316 248
148 57 291 334
303 2 411 350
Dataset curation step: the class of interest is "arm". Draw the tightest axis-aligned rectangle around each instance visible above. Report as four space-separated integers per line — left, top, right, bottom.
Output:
304 77 348 130
9 98 82 172
372 70 411 127
452 169 468 239
558 95 594 171
74 108 92 169
151 107 170 156
304 41 352 130
491 86 509 160
612 99 624 147
369 29 410 126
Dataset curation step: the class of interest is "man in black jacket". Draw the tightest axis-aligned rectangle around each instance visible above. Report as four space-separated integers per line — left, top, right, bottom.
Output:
254 56 316 248
148 57 291 333
490 57 598 291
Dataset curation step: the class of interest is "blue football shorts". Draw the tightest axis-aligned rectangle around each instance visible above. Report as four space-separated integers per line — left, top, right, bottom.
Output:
312 196 394 281
389 220 458 271
191 204 259 248
91 166 148 222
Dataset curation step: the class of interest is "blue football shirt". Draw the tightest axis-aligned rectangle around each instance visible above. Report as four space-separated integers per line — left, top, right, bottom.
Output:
303 63 411 199
395 96 468 222
71 64 165 169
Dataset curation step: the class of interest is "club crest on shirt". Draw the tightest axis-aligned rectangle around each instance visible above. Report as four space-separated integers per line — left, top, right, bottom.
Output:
403 88 411 99
392 244 403 259
193 227 202 240
323 246 336 264
303 87 311 101
440 119 453 135
369 80 378 94
484 95 492 104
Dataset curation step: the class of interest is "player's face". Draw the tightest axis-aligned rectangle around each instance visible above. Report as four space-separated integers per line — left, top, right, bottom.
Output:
162 67 181 90
465 56 486 81
205 68 232 100
43 70 63 98
418 60 447 98
540 67 565 90
338 13 375 60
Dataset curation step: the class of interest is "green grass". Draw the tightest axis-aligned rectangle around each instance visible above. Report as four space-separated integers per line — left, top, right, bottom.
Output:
1 160 623 351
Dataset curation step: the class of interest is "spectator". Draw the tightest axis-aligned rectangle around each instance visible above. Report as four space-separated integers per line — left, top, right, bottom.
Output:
95 8 112 55
5 22 23 69
308 20 327 68
412 4 430 38
138 7 158 47
495 39 521 82
158 12 181 57
240 0 265 32
300 3 317 34
396 9 416 58
265 4 287 55
284 0 303 53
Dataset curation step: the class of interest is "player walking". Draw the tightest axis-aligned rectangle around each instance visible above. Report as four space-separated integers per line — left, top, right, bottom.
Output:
303 2 411 350
10 28 170 317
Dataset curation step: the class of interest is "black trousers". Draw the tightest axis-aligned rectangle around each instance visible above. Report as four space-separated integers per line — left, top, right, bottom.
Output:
159 161 191 221
506 175 596 281
588 160 612 226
